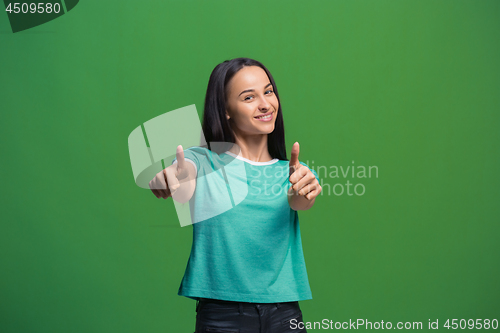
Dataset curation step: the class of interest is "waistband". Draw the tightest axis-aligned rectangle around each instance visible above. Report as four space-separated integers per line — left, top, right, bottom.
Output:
197 297 299 309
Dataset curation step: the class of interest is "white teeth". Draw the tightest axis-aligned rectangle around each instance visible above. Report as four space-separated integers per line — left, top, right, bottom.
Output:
256 114 271 119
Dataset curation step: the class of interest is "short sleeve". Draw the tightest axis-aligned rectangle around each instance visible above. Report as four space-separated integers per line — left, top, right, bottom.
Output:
299 161 320 184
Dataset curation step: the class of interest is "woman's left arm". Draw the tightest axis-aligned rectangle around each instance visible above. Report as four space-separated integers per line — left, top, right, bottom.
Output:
287 142 322 211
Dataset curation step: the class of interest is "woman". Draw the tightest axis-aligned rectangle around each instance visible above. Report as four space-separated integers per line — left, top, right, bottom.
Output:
149 58 321 333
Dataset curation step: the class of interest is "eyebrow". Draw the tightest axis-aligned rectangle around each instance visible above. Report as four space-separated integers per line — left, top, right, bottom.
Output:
238 83 273 97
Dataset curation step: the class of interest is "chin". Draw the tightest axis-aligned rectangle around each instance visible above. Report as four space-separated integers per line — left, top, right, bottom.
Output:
241 122 276 135
263 126 276 134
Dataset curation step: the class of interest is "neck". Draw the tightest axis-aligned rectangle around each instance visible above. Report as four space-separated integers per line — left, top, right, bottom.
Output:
228 130 273 163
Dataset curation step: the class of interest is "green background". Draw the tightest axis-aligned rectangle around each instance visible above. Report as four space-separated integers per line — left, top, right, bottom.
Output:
1 0 499 332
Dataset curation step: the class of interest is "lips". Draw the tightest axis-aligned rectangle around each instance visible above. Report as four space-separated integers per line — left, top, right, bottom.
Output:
254 110 274 119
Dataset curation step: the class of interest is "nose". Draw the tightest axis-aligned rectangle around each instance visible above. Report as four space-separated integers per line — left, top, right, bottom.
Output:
258 95 271 111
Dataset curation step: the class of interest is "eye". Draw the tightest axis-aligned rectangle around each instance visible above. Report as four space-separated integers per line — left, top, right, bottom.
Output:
265 89 274 95
244 95 254 101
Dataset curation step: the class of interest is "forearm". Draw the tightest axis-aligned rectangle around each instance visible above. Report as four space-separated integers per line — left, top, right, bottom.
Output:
287 186 316 211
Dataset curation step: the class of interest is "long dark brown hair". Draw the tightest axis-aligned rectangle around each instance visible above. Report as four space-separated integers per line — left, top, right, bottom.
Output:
201 57 288 161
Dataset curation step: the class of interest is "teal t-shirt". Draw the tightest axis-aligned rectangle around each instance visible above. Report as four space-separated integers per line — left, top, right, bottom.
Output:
172 146 319 303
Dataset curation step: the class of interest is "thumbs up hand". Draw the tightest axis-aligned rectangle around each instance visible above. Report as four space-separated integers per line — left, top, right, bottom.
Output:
288 142 322 206
148 145 196 203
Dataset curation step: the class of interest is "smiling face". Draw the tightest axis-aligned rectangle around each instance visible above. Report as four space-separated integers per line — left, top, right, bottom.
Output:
225 66 279 136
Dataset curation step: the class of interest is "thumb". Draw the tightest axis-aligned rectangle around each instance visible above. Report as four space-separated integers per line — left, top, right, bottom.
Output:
168 145 185 193
289 142 300 176
175 145 186 170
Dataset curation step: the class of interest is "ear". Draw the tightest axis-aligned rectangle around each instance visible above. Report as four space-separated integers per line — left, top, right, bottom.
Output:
225 110 230 120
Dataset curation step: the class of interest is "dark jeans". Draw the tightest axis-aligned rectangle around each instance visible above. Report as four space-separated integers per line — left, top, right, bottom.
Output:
194 297 307 333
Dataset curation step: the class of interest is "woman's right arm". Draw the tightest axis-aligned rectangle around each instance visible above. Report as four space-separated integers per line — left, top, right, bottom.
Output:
148 145 197 204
